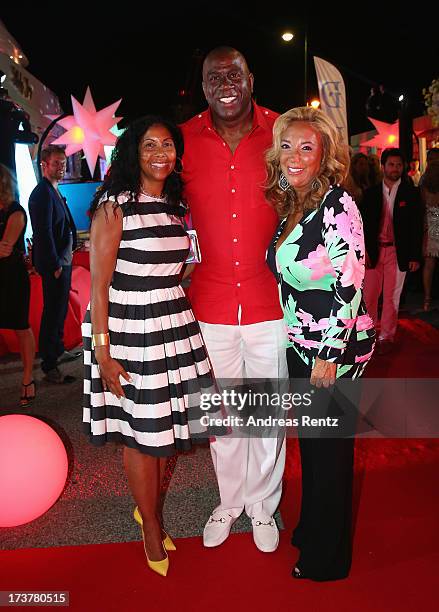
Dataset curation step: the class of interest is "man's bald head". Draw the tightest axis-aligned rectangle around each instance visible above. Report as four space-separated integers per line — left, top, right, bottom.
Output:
201 46 254 126
202 47 250 79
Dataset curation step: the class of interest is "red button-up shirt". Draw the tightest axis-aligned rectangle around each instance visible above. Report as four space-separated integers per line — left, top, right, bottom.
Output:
181 102 283 325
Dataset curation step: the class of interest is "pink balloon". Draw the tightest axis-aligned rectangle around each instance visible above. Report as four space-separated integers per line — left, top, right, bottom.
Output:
0 415 68 527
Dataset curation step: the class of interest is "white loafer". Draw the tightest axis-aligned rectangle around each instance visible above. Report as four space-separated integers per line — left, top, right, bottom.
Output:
251 513 279 552
203 510 237 547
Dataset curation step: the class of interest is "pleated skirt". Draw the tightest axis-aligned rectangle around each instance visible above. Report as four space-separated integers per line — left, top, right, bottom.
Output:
82 285 215 456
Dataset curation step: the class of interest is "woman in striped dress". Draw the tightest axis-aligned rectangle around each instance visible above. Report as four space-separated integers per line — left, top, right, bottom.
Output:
82 116 214 576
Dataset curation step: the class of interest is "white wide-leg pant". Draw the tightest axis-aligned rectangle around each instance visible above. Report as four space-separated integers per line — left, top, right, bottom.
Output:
199 318 288 518
363 245 406 341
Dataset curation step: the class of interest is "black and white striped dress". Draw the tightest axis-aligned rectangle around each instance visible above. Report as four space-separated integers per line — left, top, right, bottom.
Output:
82 192 214 457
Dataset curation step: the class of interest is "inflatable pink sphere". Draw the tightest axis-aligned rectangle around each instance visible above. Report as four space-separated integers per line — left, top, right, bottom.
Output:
0 415 68 527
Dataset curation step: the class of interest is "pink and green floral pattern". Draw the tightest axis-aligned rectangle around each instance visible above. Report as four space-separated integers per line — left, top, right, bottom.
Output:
267 187 376 378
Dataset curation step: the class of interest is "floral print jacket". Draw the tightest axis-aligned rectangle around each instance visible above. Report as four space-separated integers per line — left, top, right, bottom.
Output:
267 186 376 378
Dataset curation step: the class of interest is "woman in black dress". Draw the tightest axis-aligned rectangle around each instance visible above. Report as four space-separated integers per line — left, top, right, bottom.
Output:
0 164 35 407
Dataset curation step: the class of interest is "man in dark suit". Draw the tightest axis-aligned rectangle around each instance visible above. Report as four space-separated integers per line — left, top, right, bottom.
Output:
29 145 79 382
360 147 423 354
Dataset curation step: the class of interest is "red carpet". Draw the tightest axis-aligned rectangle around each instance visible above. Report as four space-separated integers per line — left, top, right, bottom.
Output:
366 318 439 378
1 318 438 611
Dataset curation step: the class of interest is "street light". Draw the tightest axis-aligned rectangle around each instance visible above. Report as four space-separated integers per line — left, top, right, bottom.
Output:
281 28 308 106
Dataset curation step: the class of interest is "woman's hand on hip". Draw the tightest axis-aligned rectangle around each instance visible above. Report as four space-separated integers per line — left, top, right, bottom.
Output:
310 356 337 388
96 354 132 399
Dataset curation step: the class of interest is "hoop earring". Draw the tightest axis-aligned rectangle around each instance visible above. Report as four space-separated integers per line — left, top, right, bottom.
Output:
278 172 290 192
173 157 183 175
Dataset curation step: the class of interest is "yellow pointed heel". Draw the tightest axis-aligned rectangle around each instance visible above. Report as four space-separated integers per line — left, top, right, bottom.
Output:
162 532 177 552
141 529 169 577
134 506 177 551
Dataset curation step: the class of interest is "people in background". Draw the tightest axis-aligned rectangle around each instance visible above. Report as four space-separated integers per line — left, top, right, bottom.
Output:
368 153 382 187
420 148 439 189
344 152 370 204
360 148 423 355
365 84 398 123
425 148 439 165
29 145 79 384
0 163 35 407
421 160 439 310
408 159 421 186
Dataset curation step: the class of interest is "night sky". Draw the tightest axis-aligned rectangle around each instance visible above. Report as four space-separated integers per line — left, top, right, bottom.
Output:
2 6 438 136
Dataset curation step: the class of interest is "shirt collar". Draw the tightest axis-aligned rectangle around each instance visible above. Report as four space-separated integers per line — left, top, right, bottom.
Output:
43 177 57 191
43 177 65 200
383 177 401 196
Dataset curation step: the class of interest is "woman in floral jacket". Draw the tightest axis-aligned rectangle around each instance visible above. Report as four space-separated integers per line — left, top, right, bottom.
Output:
265 107 375 581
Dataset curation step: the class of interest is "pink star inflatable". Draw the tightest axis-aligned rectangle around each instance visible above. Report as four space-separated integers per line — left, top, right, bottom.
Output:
51 87 122 175
361 117 399 149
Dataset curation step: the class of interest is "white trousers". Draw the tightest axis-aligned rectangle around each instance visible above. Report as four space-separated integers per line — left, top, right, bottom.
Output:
199 317 288 518
363 245 406 341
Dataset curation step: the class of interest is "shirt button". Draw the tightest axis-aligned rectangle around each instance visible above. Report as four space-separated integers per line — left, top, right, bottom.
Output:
198 114 202 118
232 213 237 218
233 238 238 242
265 110 269 115
237 282 241 287
235 261 239 266
230 165 235 170
223 142 226 147
231 188 236 193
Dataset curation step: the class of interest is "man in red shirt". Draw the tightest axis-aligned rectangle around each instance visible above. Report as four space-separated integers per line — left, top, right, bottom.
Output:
181 47 288 552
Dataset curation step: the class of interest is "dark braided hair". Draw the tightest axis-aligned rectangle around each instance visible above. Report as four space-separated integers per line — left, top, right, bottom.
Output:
89 115 184 219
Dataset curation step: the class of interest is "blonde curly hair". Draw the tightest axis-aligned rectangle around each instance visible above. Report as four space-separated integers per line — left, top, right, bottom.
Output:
265 107 350 218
